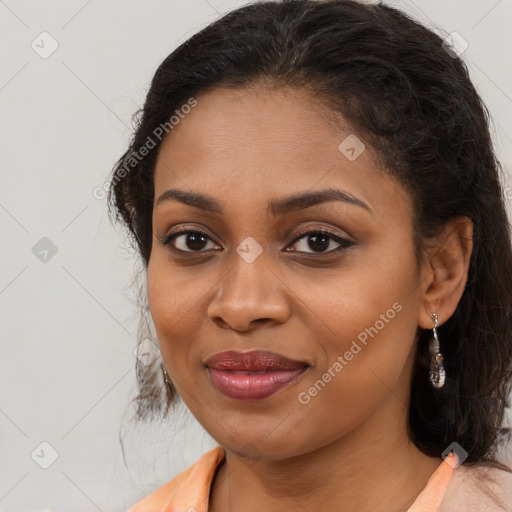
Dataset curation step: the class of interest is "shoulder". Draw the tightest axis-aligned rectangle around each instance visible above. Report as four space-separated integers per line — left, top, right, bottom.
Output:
127 445 225 512
439 462 512 512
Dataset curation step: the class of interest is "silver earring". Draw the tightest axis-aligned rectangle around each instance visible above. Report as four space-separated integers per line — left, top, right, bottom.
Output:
429 313 446 388
161 363 172 388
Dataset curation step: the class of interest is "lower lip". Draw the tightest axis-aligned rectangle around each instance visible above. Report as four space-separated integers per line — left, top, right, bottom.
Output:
207 367 308 400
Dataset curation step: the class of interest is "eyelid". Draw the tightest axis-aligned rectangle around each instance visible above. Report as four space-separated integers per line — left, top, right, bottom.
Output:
289 225 354 246
158 226 221 252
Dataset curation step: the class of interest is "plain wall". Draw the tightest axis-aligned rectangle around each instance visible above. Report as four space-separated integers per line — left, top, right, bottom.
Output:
1 1 511 510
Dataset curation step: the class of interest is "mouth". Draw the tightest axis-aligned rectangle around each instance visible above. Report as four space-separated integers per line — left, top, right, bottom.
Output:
205 350 310 400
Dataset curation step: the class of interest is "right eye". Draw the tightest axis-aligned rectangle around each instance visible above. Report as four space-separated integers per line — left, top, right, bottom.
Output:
160 229 221 253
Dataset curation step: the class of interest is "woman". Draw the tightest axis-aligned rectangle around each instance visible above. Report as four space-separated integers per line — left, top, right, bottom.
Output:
108 0 512 510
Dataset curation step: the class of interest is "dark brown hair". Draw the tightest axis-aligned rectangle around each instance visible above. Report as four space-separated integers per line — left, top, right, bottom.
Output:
109 0 512 472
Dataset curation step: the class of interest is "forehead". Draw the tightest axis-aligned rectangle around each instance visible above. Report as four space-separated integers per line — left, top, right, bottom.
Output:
153 85 411 218
156 85 353 169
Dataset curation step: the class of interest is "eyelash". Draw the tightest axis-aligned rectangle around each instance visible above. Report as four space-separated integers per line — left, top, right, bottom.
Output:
159 227 355 256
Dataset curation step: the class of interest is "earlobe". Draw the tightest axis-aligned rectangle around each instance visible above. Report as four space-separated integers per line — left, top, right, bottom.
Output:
418 216 473 329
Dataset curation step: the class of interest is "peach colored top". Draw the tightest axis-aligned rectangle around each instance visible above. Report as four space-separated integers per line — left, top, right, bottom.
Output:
128 446 458 512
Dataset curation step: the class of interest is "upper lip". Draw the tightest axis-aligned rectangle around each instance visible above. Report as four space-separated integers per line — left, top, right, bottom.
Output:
205 350 309 371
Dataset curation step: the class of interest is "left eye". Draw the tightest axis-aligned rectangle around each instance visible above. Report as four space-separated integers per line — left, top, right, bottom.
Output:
288 230 354 254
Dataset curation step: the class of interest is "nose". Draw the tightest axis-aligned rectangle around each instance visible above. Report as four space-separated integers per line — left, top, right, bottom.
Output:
207 252 291 332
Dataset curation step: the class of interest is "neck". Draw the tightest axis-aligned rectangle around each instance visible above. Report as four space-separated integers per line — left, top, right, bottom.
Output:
209 391 442 512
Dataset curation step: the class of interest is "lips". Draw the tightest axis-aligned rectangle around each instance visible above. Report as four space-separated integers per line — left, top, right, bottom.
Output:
205 350 309 400
205 350 309 371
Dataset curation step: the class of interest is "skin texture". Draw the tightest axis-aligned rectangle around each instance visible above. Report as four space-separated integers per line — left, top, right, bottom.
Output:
146 84 474 512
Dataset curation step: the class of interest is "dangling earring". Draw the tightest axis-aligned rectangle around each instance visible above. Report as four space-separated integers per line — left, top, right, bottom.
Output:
429 312 446 388
161 363 172 388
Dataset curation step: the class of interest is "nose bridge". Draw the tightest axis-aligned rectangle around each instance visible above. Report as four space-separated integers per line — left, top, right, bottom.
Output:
207 238 290 330
227 238 269 300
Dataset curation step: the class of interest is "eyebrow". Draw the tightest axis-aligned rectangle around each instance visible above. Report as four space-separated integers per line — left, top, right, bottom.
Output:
155 187 373 216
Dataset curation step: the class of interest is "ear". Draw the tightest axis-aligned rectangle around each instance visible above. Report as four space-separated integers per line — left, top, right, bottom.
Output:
418 216 473 329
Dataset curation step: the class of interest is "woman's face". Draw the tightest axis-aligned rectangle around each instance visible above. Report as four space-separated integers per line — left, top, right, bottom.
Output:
147 85 426 459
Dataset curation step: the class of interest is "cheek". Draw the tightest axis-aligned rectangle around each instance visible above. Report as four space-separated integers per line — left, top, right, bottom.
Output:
289 294 419 446
292 239 418 343
146 248 204 320
146 254 200 364
295 247 421 413
146 250 225 384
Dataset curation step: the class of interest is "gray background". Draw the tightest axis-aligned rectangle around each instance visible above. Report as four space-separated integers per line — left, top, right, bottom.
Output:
1 1 511 511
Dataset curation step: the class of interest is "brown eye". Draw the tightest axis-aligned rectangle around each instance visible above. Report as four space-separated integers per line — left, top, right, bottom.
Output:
287 229 354 254
162 230 220 253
